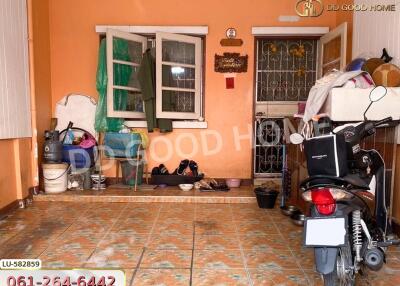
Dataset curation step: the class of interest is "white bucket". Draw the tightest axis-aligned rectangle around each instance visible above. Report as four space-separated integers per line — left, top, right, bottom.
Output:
43 163 69 193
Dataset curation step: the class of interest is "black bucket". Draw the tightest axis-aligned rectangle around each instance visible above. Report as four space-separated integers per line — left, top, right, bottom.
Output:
254 187 279 209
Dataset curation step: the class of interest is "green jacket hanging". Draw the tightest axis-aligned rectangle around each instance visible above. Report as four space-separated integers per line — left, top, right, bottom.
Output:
138 48 172 133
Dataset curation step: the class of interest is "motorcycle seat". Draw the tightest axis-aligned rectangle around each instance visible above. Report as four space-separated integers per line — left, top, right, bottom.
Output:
301 174 370 190
343 174 370 190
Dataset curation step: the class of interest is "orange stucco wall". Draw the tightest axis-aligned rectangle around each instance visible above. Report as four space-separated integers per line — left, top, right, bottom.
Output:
32 0 52 169
0 138 33 209
47 0 352 178
0 140 18 208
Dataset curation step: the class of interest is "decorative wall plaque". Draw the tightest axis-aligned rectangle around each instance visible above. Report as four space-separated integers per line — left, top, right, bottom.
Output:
214 53 248 73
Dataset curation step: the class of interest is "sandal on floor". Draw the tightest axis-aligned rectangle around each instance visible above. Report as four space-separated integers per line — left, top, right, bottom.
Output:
173 159 189 175
159 164 169 175
189 160 199 177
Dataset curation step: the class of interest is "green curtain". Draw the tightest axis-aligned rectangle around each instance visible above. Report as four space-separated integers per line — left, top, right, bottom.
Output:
94 38 133 132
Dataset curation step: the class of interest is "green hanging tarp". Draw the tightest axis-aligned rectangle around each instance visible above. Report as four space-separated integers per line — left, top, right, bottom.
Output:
94 38 133 132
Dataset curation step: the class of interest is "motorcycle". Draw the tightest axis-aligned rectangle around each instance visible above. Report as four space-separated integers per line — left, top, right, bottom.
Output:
291 86 400 285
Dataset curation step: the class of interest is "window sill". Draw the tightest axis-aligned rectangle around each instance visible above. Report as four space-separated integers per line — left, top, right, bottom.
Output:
124 120 208 129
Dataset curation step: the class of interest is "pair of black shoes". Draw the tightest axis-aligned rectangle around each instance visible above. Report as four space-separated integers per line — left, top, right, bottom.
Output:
173 159 198 176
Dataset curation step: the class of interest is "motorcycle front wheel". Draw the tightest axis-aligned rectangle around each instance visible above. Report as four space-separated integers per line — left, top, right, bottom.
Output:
323 245 355 286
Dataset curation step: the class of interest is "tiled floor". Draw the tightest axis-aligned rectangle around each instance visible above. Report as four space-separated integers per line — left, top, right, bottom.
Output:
1 201 400 285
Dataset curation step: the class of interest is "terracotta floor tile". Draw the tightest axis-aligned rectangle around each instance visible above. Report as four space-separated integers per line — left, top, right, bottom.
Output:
123 268 136 286
113 220 155 234
250 269 309 286
196 213 234 221
245 249 299 270
280 228 304 241
86 247 143 268
195 220 236 235
304 270 323 286
81 210 123 222
161 203 195 211
140 249 192 268
3 232 58 250
193 249 244 269
233 212 271 221
132 268 190 286
196 204 232 210
294 248 315 270
91 202 128 211
153 220 194 235
192 269 249 286
236 221 279 235
1 245 47 259
160 212 195 221
0 219 40 233
68 220 112 234
49 235 101 251
239 234 290 251
160 208 195 215
146 233 193 250
385 252 400 270
123 212 159 221
39 248 95 268
98 233 148 249
0 231 17 244
194 235 240 250
357 268 400 286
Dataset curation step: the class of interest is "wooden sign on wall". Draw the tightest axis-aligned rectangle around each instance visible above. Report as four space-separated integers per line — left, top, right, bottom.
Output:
214 53 248 73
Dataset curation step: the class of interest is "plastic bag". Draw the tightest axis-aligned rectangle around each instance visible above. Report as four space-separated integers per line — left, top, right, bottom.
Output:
94 38 133 132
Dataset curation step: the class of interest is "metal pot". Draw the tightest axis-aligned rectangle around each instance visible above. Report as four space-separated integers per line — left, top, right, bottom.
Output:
280 205 299 216
290 211 306 226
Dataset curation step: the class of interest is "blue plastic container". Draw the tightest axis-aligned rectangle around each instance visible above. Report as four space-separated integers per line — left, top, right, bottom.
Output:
62 145 95 168
104 132 141 158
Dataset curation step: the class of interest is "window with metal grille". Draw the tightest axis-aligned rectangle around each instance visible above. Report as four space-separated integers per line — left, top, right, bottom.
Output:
256 38 318 102
254 118 285 177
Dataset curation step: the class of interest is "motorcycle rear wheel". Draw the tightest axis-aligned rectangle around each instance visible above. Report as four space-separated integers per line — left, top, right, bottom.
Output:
323 246 355 286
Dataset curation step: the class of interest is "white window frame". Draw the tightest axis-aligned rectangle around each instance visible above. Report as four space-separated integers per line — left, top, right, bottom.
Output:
317 22 347 78
106 28 147 119
156 32 202 120
101 26 207 128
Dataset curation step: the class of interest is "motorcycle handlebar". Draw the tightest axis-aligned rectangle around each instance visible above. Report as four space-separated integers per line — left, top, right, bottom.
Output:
374 116 393 127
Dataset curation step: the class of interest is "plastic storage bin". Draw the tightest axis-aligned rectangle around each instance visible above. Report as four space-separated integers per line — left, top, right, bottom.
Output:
62 145 95 168
104 132 142 158
121 159 143 186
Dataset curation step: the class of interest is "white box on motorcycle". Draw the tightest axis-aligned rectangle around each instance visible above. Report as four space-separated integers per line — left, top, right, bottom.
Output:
304 133 348 177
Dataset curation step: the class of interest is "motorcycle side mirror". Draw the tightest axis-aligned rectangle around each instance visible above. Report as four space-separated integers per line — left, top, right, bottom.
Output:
369 86 387 102
364 86 387 120
290 133 304 144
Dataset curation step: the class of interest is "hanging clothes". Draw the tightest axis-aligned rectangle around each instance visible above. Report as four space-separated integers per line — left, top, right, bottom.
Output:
138 48 172 133
94 38 132 132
